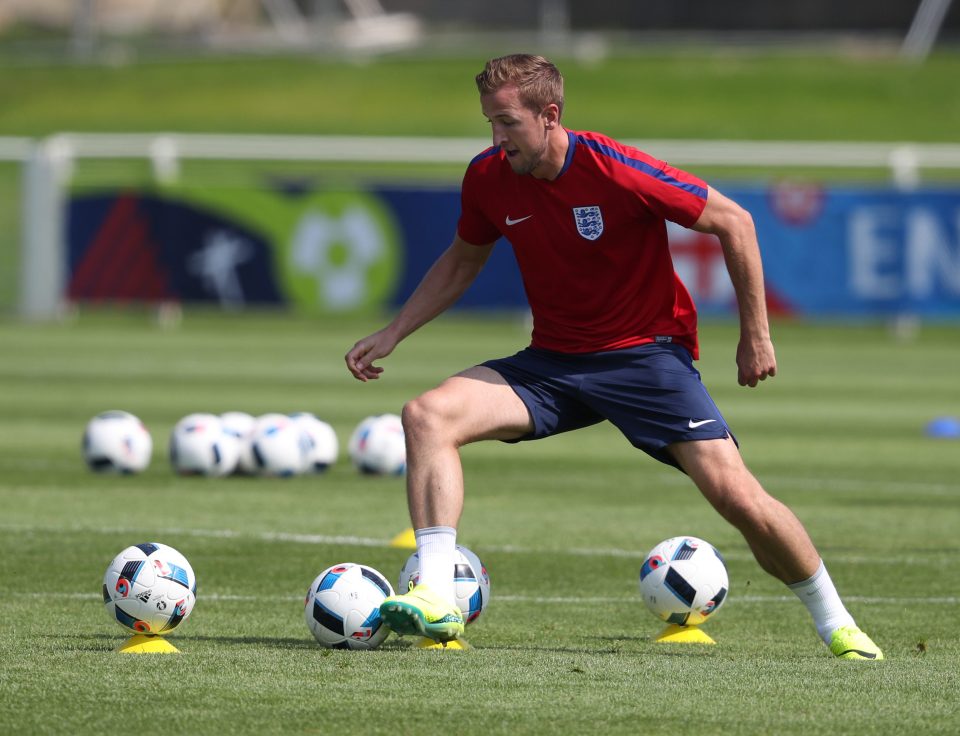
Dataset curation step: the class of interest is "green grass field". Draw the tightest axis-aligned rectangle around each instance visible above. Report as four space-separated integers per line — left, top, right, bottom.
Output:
1 312 959 735
3 53 960 141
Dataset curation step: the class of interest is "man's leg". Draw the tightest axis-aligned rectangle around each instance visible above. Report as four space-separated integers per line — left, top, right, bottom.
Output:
668 437 883 659
380 366 532 641
403 365 533 528
669 437 818 583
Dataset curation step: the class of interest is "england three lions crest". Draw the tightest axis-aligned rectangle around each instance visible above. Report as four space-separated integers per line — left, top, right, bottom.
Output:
573 206 603 240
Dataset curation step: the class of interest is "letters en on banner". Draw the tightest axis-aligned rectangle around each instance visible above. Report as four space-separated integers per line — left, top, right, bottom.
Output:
67 181 960 317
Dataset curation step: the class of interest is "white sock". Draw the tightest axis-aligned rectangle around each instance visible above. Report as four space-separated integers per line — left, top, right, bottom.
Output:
414 526 456 606
788 559 856 644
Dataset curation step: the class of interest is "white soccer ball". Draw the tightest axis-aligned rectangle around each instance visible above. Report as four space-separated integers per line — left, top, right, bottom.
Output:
398 544 491 625
103 542 197 635
221 411 256 438
220 411 257 475
247 413 308 477
638 536 729 626
232 413 264 476
169 413 239 477
304 562 393 650
82 410 152 474
348 413 406 475
290 412 339 472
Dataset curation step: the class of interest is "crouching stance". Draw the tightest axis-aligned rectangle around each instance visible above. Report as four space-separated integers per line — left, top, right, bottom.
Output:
346 54 882 660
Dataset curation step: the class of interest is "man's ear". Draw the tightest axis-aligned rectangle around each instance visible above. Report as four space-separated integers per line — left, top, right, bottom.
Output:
542 103 561 130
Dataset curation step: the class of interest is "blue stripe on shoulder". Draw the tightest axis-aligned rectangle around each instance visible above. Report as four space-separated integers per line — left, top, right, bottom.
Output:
576 135 708 199
469 146 502 167
556 130 577 177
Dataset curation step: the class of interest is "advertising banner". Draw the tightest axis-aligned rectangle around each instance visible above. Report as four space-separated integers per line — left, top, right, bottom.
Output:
67 181 960 317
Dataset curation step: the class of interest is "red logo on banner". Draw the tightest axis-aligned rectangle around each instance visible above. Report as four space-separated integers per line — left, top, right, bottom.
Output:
768 180 825 226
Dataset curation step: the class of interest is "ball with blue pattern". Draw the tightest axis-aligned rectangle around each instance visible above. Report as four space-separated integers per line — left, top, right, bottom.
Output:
103 542 197 635
347 414 406 476
304 563 394 650
82 410 153 474
397 544 491 625
638 536 728 627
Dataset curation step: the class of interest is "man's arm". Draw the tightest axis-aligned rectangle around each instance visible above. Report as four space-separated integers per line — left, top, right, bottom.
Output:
345 234 495 381
691 186 777 387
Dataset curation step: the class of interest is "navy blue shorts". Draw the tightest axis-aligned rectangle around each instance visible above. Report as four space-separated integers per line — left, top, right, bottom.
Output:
481 343 736 469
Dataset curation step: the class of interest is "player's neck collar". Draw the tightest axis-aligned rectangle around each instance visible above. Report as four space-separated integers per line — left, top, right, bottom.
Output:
555 129 576 179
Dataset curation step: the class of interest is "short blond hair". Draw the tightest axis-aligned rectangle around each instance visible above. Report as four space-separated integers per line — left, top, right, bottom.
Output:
475 54 564 118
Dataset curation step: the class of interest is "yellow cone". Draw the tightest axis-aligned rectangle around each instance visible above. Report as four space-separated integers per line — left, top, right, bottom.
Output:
116 634 180 654
389 527 417 549
654 624 716 645
415 637 471 651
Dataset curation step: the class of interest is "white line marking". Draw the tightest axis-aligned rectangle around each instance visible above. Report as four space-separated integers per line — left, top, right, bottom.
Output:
1 523 956 566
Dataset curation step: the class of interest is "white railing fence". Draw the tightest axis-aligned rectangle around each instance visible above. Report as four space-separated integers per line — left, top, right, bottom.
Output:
4 133 960 319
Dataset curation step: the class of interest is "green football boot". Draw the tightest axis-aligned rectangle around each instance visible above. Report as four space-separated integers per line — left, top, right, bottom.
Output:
380 582 464 643
829 626 884 660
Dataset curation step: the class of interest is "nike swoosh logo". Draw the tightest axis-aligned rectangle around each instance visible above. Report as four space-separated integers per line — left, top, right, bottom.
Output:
505 215 532 226
688 419 717 429
837 648 879 659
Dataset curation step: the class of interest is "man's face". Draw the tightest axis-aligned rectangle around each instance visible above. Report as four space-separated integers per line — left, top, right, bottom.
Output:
481 85 552 177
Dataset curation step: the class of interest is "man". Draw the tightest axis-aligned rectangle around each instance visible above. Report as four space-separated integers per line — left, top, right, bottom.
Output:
345 54 882 660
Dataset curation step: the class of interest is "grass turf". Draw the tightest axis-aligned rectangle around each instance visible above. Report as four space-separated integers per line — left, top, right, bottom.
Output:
0 312 958 734
2 53 960 142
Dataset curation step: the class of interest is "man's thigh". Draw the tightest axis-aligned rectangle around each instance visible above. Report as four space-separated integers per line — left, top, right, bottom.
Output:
428 365 536 443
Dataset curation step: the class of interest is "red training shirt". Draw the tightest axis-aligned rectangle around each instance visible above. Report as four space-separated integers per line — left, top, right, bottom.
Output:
457 129 709 358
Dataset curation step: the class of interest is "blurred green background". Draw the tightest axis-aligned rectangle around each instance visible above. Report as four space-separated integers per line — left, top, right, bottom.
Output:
2 53 959 140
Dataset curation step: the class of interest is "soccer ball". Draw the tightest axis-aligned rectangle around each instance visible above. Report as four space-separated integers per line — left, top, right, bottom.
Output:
169 413 239 476
102 542 197 635
221 411 256 441
638 536 729 626
220 411 257 475
230 412 264 476
290 412 339 472
348 413 406 475
304 563 393 650
82 410 152 474
247 413 308 477
398 544 491 624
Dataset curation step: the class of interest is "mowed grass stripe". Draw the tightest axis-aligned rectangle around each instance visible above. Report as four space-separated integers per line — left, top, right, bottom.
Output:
17 591 960 606
2 523 956 566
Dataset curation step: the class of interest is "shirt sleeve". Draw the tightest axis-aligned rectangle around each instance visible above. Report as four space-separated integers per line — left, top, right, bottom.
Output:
456 163 503 246
628 152 709 228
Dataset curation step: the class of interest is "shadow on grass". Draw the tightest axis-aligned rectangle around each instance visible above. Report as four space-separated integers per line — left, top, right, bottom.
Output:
426 633 719 657
181 634 316 650
474 643 718 658
56 632 718 656
50 632 315 652
56 635 117 653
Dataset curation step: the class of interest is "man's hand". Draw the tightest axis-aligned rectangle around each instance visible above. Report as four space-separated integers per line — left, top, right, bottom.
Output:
736 335 777 387
345 328 398 382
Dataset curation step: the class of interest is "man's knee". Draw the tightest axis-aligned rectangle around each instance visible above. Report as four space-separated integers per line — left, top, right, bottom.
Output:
711 486 759 526
402 389 457 441
710 473 785 536
689 455 767 524
402 371 532 447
